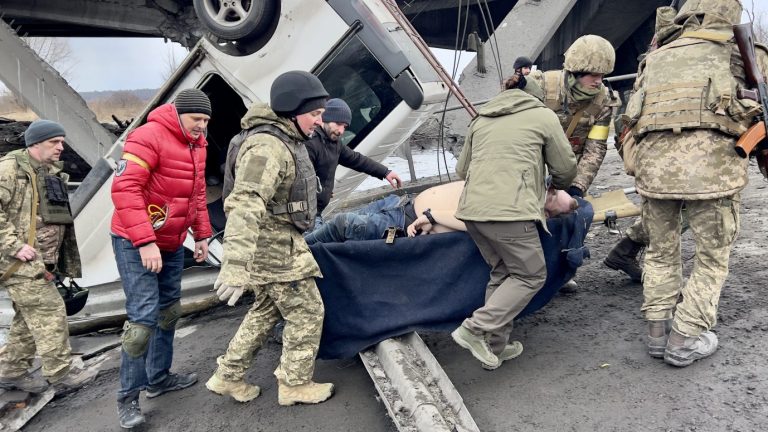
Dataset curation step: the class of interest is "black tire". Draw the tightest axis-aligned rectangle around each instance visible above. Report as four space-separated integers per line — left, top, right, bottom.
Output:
193 0 278 41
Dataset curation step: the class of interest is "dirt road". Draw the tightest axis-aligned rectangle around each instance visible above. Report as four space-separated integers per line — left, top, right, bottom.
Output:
25 147 768 431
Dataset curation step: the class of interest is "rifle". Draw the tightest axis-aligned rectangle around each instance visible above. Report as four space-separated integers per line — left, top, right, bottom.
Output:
733 23 768 176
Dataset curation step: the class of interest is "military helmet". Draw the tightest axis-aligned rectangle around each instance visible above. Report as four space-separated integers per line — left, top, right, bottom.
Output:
270 70 329 115
563 35 615 75
674 0 742 26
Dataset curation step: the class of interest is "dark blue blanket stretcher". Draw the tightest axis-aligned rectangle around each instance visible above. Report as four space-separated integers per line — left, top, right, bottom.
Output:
310 199 594 359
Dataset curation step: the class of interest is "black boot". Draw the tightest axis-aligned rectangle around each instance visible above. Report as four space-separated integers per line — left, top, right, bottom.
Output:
603 236 643 282
117 394 145 429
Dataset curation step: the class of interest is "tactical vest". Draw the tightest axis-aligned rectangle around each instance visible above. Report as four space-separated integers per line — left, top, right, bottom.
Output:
539 70 611 138
222 124 317 232
630 31 759 138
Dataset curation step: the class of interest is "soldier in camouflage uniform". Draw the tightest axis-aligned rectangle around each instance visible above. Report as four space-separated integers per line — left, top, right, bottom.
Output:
530 34 620 292
206 71 335 406
0 120 95 394
627 0 766 366
604 6 683 283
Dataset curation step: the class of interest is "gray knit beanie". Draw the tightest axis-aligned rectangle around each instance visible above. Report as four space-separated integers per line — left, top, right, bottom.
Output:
24 119 66 147
174 88 212 116
323 98 352 125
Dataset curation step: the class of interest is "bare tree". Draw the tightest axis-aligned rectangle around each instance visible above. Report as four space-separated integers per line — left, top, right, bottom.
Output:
745 0 768 43
161 46 181 81
24 37 76 80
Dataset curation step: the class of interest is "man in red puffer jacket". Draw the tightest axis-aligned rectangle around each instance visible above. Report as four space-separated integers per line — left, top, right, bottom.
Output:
110 88 212 429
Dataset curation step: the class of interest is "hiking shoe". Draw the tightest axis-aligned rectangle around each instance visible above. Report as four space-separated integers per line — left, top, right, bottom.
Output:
604 236 643 282
482 341 524 370
206 374 260 402
664 330 718 367
146 372 198 398
559 279 578 294
278 381 334 406
647 319 672 358
117 397 145 429
49 365 97 395
451 325 500 368
0 372 49 393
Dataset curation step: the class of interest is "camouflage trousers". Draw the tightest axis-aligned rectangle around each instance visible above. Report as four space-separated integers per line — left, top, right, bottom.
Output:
626 198 690 246
641 195 740 337
215 278 324 386
0 275 71 379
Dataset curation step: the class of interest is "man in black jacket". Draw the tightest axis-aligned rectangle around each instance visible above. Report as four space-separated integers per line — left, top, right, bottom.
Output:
305 98 402 224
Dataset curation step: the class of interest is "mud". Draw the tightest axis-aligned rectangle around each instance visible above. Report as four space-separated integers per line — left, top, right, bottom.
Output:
22 147 768 431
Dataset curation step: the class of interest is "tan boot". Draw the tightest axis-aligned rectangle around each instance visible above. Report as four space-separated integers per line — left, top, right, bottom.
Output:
49 365 98 395
481 341 524 370
206 374 260 402
278 380 334 406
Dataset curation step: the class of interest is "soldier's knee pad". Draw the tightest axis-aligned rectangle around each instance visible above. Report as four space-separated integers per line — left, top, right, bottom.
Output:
158 301 182 331
121 321 151 357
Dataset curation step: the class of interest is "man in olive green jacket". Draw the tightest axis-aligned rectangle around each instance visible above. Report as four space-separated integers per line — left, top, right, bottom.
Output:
455 83 576 225
451 78 577 370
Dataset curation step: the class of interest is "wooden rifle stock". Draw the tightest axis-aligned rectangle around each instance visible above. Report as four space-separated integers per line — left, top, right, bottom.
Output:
735 121 766 157
733 23 768 160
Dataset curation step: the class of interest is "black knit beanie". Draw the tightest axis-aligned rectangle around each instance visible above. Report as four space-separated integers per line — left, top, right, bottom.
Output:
175 88 212 116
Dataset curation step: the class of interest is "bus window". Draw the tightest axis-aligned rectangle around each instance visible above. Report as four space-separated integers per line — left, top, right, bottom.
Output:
316 36 403 149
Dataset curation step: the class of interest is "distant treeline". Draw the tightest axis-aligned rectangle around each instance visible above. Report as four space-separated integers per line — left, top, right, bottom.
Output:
80 88 158 103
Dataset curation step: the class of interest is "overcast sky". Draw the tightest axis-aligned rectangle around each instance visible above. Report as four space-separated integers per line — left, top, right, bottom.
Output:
48 0 768 92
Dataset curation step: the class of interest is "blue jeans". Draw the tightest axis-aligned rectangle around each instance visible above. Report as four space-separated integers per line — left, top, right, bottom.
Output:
304 195 405 244
111 235 184 401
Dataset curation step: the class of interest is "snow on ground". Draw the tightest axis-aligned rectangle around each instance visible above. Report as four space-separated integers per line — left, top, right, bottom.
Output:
356 148 458 191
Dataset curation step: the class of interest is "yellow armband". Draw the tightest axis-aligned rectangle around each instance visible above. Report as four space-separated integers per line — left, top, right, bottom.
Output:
587 125 610 141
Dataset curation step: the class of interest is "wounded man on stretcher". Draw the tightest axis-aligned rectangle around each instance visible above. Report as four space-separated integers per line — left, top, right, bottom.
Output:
304 181 578 244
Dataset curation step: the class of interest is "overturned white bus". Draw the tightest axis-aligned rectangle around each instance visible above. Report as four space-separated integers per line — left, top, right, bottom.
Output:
47 0 450 326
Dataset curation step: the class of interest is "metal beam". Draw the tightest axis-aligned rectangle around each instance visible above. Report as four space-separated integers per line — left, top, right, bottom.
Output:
0 19 115 166
0 0 200 46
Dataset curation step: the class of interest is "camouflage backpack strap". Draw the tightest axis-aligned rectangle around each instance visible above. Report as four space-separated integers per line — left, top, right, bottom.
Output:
0 166 39 282
679 30 733 43
541 70 565 112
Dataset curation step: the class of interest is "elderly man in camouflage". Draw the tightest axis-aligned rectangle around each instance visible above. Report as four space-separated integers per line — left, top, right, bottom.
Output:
604 6 683 283
627 0 766 367
0 120 95 394
206 70 335 406
531 34 621 291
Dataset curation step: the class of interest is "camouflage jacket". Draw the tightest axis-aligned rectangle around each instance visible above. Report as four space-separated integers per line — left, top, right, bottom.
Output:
632 16 768 200
219 104 322 287
0 149 81 280
532 69 620 193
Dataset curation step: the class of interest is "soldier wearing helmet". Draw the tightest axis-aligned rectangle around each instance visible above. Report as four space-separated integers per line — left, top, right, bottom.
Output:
627 0 768 367
529 34 620 292
530 35 620 198
207 70 335 406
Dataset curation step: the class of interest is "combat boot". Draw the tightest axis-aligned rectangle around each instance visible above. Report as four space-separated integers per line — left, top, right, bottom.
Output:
647 319 672 358
604 236 644 282
482 341 524 370
451 325 500 368
49 365 97 395
206 374 261 402
0 372 49 393
664 330 718 367
278 380 335 406
146 372 198 398
117 395 145 429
